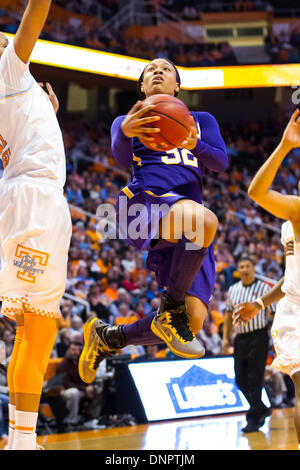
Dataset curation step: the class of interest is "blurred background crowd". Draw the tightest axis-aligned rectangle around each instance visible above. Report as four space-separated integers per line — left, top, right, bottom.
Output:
2 0 300 66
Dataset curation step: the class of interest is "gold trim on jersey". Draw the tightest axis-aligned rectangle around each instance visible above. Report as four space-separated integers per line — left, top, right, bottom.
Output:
122 186 134 199
144 190 176 198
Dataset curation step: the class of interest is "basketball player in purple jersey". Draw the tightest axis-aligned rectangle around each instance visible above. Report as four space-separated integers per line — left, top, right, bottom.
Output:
79 58 228 383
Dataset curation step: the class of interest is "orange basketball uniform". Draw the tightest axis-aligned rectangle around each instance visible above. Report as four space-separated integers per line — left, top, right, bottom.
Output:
0 40 72 320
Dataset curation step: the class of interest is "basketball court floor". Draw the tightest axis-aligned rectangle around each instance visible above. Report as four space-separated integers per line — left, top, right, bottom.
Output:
0 408 295 451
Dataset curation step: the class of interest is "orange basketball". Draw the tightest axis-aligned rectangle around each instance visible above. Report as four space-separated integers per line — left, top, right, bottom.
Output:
140 94 193 151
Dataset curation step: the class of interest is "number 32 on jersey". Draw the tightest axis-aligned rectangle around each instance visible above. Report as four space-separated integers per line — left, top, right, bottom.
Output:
161 148 198 168
161 121 200 168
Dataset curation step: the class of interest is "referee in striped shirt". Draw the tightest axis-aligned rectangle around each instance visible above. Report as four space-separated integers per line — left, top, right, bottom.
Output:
222 255 274 433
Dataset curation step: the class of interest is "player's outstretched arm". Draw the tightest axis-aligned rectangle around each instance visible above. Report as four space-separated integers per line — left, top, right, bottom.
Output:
233 276 285 327
248 109 300 221
222 306 234 355
14 0 52 64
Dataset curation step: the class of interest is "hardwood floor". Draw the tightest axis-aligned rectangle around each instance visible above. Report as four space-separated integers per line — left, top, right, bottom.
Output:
0 408 293 451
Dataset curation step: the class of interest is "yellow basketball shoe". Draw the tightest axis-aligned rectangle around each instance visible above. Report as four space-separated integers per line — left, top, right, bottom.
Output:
151 292 205 359
78 318 125 384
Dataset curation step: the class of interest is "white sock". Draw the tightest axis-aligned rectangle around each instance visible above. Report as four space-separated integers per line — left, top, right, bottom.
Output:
13 410 38 450
6 404 16 450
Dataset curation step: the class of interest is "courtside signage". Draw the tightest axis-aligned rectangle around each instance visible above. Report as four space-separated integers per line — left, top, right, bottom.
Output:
166 364 243 414
128 356 270 421
5 34 300 89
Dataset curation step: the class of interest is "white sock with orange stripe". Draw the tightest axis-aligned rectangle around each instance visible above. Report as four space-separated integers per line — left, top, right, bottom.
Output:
6 404 16 450
13 410 38 450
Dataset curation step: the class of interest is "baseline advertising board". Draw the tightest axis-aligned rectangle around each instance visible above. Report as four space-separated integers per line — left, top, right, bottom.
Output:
128 356 270 422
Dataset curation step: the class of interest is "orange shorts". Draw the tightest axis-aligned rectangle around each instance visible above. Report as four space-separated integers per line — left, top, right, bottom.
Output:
0 178 72 320
271 296 300 377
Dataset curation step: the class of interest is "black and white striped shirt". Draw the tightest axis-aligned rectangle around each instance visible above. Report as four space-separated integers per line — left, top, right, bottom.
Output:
227 278 274 334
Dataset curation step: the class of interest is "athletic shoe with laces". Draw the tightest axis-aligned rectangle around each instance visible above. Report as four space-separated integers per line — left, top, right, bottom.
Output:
78 317 125 384
151 292 205 359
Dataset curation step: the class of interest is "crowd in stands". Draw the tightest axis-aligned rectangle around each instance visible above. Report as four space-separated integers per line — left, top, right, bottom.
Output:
113 36 238 67
3 3 300 66
54 0 300 18
161 0 300 15
160 0 274 17
50 0 282 19
0 5 237 66
264 20 300 64
1 104 298 436
54 0 119 21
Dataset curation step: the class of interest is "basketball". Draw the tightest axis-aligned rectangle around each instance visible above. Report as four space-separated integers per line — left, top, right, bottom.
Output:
140 94 193 151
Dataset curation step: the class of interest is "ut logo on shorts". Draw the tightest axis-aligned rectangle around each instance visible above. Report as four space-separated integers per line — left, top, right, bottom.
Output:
13 244 49 284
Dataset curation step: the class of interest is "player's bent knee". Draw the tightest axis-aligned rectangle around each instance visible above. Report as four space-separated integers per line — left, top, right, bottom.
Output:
203 209 218 244
204 208 218 231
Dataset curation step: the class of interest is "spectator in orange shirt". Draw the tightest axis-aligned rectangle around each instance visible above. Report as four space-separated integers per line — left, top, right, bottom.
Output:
105 280 118 302
114 303 138 326
96 250 112 274
85 221 102 249
69 247 81 277
131 255 147 284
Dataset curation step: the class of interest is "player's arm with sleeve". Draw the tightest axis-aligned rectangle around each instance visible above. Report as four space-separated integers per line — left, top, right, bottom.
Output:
110 115 133 168
188 112 228 173
247 109 300 222
234 227 289 326
111 100 161 168
261 279 284 314
233 277 285 327
14 0 52 64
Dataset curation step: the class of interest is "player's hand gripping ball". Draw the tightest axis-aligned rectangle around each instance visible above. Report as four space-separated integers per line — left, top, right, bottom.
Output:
140 94 194 151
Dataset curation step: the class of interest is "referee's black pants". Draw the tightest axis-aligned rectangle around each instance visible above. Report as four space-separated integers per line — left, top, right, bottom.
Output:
233 328 269 424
